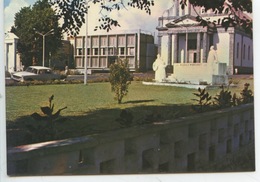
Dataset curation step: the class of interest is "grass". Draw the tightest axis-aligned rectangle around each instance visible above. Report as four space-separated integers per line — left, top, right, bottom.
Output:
6 77 254 146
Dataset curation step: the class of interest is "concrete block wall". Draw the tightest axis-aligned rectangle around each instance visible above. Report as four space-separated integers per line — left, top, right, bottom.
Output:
7 103 254 175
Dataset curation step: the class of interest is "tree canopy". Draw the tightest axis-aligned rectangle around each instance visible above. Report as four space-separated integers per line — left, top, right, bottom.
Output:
50 0 252 36
11 0 62 67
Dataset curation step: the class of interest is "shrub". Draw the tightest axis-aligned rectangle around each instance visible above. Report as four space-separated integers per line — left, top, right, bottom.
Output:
109 58 133 104
214 85 234 108
191 87 212 113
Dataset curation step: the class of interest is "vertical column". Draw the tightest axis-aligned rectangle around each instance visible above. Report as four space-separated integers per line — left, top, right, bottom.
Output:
173 33 178 63
168 33 172 65
196 32 201 63
202 32 208 63
158 35 162 55
185 32 189 63
229 32 235 75
175 0 179 16
14 39 17 71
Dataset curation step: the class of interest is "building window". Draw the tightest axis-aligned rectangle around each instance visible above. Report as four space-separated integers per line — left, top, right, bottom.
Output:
128 58 135 68
118 36 125 46
108 48 114 55
101 48 106 55
92 37 99 46
128 47 135 55
76 57 83 68
119 47 125 55
76 38 83 47
243 44 246 59
127 35 135 45
77 48 83 55
248 46 250 60
91 58 98 67
100 57 107 68
236 42 239 59
93 48 99 55
101 37 107 46
109 36 116 46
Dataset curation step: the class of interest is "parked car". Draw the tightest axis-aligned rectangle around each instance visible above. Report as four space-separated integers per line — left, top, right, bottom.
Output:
11 66 61 82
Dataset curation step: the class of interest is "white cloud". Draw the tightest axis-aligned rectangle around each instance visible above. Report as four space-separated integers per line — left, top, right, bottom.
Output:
77 1 173 38
4 0 31 32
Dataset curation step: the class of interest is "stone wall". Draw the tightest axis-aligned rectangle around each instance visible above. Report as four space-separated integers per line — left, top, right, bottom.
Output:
7 103 254 175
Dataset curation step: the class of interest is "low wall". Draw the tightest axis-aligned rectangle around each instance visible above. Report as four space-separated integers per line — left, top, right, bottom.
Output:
7 103 254 175
169 63 228 85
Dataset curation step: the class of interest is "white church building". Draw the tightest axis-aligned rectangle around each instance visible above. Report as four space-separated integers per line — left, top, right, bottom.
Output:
156 1 253 84
4 32 22 73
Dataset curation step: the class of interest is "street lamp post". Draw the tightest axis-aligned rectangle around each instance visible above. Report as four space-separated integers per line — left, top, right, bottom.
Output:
35 29 54 67
84 1 88 85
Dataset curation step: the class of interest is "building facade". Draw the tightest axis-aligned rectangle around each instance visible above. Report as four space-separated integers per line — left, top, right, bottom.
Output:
72 30 156 72
157 0 253 75
4 32 22 72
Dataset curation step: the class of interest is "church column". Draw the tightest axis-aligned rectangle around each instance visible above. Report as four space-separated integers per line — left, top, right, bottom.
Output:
202 32 208 63
185 32 189 63
158 34 162 55
173 33 178 63
168 33 172 65
196 32 201 63
229 32 235 75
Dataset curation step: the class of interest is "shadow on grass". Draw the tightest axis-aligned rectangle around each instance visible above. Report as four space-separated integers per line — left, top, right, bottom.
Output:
123 99 155 104
6 103 194 147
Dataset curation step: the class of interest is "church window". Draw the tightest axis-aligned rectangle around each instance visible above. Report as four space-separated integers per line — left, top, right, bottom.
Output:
248 46 251 60
236 42 239 59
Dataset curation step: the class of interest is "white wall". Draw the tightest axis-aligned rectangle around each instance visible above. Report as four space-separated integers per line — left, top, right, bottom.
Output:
213 32 230 65
234 34 253 68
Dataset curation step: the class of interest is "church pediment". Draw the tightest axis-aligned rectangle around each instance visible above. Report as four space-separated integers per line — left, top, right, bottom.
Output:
166 15 200 28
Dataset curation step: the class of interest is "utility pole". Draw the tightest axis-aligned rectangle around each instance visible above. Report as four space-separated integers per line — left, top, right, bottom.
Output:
84 1 88 85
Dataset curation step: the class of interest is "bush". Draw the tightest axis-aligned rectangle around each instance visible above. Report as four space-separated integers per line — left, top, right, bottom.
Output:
109 58 133 104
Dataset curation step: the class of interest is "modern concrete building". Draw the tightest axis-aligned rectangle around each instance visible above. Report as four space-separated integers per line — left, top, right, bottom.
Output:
72 29 157 72
157 0 253 76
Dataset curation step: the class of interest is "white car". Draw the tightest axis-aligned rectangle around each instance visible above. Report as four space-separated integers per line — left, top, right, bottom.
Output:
11 66 61 82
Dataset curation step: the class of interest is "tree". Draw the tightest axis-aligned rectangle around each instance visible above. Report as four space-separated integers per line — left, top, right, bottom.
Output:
50 0 252 36
49 0 154 36
109 59 132 104
11 0 62 67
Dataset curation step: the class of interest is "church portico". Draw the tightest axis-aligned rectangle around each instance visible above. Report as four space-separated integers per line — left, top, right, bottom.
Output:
155 0 252 85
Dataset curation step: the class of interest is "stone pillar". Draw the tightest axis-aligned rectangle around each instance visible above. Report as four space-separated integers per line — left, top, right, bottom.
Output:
196 32 201 63
158 35 162 55
229 33 235 75
185 32 189 63
202 32 208 63
168 33 172 65
173 33 178 63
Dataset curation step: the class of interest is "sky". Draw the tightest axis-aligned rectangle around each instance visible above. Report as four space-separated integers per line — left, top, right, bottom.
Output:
4 0 172 36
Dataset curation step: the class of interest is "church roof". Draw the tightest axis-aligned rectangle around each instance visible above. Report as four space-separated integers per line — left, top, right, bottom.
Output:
166 15 200 28
5 32 19 40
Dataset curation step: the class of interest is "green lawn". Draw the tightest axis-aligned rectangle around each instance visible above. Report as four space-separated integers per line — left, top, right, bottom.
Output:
6 78 254 146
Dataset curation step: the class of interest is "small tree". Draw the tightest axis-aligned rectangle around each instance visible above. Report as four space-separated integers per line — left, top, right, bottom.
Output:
109 58 132 104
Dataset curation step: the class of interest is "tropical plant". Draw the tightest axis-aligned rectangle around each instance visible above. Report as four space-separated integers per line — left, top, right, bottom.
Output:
213 85 234 108
29 95 67 141
109 58 133 104
192 87 212 113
